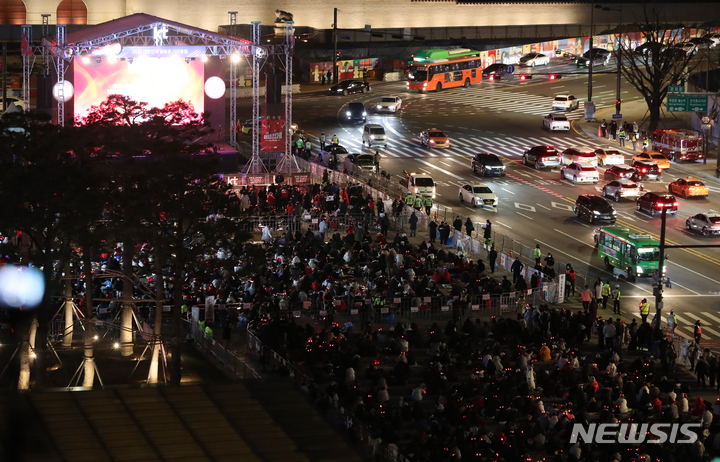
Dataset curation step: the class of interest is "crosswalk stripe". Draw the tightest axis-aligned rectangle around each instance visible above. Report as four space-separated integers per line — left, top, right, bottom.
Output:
700 312 720 324
451 138 475 148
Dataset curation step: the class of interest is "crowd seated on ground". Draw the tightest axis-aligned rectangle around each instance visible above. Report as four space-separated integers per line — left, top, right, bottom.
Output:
230 199 720 461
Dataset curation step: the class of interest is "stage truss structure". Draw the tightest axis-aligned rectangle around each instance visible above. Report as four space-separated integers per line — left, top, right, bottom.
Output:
21 16 293 166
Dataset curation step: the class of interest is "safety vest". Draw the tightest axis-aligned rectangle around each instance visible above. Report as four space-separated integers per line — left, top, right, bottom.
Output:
639 302 650 315
305 141 312 150
332 135 339 144
296 139 304 148
668 314 677 326
602 283 611 296
404 194 414 205
204 326 214 338
320 134 326 143
181 304 189 314
533 248 541 259
618 129 626 138
414 196 422 208
611 289 620 300
424 196 433 206
373 297 385 307
642 138 649 146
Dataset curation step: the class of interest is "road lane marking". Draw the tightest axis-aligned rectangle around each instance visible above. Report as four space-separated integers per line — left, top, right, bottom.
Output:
502 188 515 194
495 221 511 229
668 260 720 286
536 203 551 210
516 212 534 220
700 312 720 324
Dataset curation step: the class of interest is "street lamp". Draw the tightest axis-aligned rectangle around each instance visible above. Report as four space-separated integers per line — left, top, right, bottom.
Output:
589 4 623 108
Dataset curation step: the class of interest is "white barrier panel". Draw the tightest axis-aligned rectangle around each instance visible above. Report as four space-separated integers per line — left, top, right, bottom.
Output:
382 72 402 82
236 84 301 98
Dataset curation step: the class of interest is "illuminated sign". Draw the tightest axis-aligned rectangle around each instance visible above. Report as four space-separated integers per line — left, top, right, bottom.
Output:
153 24 169 46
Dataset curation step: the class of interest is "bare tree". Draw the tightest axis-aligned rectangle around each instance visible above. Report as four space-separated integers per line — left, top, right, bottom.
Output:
618 10 701 132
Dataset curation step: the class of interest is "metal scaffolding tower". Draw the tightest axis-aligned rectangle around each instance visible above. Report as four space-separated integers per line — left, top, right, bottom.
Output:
21 25 34 112
241 21 268 174
276 21 299 174
55 25 66 126
228 12 238 148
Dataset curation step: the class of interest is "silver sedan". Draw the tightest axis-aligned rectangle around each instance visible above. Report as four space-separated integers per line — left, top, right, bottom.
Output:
602 179 641 202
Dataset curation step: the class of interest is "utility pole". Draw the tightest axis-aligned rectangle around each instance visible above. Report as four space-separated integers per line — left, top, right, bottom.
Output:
588 3 594 102
332 8 338 84
654 206 667 331
615 18 622 115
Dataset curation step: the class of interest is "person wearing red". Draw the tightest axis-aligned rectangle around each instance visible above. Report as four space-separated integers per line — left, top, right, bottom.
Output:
266 190 276 208
286 202 295 216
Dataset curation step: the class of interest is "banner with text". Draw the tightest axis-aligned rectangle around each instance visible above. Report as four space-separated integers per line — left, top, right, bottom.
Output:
261 116 286 152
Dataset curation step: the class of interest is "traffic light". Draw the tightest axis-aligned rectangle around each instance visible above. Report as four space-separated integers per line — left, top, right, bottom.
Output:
548 74 562 80
518 75 533 81
336 51 342 59
616 99 621 113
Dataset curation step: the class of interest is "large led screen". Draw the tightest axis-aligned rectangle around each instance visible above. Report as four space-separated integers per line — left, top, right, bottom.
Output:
74 55 205 118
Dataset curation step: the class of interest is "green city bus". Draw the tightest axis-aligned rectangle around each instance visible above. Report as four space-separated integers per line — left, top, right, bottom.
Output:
593 226 662 279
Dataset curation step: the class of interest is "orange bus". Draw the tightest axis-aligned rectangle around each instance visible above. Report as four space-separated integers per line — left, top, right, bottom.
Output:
407 48 483 92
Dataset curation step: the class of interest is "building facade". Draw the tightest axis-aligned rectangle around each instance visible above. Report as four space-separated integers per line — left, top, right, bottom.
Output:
4 1 719 32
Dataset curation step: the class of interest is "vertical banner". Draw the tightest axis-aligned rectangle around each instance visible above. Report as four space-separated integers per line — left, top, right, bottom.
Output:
558 274 566 304
261 116 286 152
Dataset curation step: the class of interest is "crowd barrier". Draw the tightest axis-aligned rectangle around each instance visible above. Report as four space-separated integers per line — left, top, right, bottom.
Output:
245 329 406 461
188 320 262 379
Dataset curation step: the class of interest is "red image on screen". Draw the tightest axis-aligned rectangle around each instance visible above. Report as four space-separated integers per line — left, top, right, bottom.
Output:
74 55 205 117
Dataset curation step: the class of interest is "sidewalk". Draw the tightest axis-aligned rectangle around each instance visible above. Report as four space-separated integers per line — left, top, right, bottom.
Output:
572 99 720 184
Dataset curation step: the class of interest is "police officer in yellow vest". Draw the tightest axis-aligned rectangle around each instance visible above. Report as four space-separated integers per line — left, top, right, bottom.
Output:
611 284 621 314
639 298 650 323
304 139 312 157
296 137 304 157
533 244 542 265
404 192 414 207
424 195 433 215
331 134 339 145
372 295 385 323
667 309 677 337
413 195 423 210
319 132 326 150
601 281 612 310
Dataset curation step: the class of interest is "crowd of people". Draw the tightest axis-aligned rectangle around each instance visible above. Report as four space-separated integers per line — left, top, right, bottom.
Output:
599 119 649 151
213 181 720 462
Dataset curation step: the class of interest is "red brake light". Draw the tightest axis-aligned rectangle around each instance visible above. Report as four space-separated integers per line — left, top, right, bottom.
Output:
641 168 647 173
656 203 664 208
489 75 495 80
673 202 679 207
658 168 663 173
540 157 545 162
550 75 556 80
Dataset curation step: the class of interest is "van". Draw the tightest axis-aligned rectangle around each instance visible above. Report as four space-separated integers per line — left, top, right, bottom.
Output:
362 124 387 147
346 102 366 122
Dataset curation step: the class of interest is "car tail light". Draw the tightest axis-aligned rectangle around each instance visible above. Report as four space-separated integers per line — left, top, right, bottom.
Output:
656 203 664 208
658 168 663 173
489 75 495 81
673 202 679 207
540 157 545 162
641 168 647 173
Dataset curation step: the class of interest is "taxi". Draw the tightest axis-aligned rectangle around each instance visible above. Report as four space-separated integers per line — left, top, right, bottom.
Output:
633 151 671 170
420 128 450 148
668 177 709 198
594 147 625 166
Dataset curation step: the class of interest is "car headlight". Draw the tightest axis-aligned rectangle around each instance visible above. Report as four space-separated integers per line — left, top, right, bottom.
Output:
612 210 617 215
636 265 643 274
337 89 342 92
414 187 418 193
346 111 351 116
593 211 601 215
501 165 506 170
485 165 492 170
429 140 436 144
362 112 367 116
423 82 427 87
376 105 381 109
370 135 375 140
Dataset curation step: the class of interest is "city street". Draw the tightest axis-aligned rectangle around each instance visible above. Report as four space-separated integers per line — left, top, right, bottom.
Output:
239 55 720 343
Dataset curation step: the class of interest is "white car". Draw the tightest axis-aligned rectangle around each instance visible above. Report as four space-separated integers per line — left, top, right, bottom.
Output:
561 147 598 167
458 183 498 208
520 52 550 67
595 147 625 166
602 179 642 202
704 33 720 47
376 96 402 113
542 113 570 131
3 96 25 111
552 95 579 111
686 213 720 236
362 123 387 147
561 162 599 184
